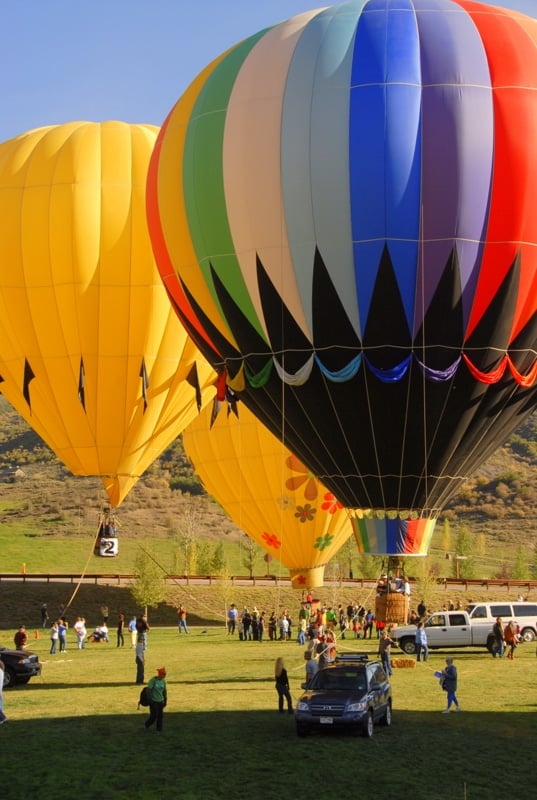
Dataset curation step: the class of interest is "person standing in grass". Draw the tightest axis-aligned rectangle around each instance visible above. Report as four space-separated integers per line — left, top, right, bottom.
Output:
441 657 461 714
50 621 59 654
13 625 28 650
73 617 87 650
117 613 125 647
128 616 137 648
492 616 505 658
274 657 293 714
40 603 49 628
378 629 396 677
135 635 145 685
177 605 189 634
504 620 518 659
0 657 6 724
58 619 67 652
144 667 167 732
227 604 238 635
415 621 429 662
304 650 318 685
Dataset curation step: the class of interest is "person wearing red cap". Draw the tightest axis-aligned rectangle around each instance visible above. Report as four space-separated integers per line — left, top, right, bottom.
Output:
144 667 167 732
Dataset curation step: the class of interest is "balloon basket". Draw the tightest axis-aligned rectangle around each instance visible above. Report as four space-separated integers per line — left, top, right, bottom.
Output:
375 592 409 625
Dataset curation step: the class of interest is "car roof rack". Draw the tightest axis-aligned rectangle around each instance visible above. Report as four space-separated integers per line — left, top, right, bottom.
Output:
334 652 369 663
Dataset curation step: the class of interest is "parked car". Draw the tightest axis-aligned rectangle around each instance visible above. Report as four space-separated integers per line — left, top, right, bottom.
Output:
466 601 537 643
0 646 42 687
392 601 537 655
294 654 392 737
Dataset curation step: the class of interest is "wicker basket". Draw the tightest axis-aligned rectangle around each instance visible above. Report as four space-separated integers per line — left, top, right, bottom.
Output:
375 591 409 624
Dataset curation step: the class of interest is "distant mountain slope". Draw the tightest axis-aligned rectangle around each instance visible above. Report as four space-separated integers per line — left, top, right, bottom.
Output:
0 395 536 557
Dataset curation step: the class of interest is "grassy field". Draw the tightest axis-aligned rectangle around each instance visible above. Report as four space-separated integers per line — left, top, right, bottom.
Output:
1 624 536 800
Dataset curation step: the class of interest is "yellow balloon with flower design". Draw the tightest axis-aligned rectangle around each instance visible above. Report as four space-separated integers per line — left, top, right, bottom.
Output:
182 401 353 589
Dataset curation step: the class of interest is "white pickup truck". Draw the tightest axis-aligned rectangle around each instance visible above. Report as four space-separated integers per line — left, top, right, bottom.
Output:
392 610 497 654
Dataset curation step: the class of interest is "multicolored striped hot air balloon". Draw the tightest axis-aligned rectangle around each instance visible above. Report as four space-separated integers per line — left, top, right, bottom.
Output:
147 0 537 555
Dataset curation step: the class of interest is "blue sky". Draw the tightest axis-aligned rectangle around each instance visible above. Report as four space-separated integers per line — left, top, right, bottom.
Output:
1 0 534 143
0 0 340 142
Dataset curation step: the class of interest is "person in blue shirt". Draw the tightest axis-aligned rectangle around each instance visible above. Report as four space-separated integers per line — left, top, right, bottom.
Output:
128 616 137 648
441 658 461 713
227 604 238 635
415 621 429 662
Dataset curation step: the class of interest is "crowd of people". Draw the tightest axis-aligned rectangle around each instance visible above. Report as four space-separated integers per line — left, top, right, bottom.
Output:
10 589 529 731
226 599 414 644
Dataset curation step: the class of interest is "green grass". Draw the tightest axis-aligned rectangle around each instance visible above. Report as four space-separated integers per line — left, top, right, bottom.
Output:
1 627 536 800
0 527 255 578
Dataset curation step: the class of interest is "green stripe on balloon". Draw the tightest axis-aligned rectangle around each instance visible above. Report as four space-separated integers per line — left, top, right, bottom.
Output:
183 29 269 340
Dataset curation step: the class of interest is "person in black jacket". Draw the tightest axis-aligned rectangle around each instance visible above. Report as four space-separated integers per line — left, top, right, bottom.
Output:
274 657 293 714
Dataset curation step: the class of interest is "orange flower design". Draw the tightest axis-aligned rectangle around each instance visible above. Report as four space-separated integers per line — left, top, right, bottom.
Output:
262 532 281 550
285 454 318 501
320 492 344 514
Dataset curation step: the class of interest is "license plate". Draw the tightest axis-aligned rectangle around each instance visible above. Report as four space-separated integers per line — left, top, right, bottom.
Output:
320 716 333 724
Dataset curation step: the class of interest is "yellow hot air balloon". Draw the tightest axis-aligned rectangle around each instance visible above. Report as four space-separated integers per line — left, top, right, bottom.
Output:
182 401 353 589
0 121 215 509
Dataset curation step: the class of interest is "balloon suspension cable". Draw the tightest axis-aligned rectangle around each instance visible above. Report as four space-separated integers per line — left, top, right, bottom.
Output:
61 512 107 614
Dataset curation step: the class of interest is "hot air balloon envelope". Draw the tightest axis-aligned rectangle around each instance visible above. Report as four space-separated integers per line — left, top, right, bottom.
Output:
148 0 537 553
0 121 215 507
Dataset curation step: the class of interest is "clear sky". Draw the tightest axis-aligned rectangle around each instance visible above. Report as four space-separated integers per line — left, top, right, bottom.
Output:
0 0 345 142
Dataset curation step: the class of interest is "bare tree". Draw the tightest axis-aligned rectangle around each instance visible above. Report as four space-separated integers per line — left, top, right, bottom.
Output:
240 533 259 578
171 496 204 574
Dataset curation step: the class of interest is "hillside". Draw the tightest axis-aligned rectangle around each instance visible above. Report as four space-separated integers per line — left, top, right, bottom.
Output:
0 395 536 580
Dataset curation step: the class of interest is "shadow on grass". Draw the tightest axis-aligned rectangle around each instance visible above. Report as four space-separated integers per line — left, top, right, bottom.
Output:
7 676 273 692
0 708 536 800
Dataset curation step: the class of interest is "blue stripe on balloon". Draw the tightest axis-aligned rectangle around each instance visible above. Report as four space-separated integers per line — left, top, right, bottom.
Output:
349 0 422 336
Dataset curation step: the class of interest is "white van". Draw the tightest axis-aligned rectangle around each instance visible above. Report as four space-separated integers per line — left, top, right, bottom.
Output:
466 601 537 642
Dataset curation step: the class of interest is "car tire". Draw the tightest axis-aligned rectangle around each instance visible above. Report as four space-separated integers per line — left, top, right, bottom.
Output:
400 638 416 655
362 710 374 738
2 667 15 688
520 628 535 643
296 724 309 738
381 700 392 726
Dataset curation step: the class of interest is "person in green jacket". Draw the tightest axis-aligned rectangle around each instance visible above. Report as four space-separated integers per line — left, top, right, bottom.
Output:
144 667 167 732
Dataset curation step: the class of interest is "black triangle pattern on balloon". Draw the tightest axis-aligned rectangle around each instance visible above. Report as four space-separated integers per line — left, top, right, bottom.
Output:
177 276 242 374
208 262 275 378
312 246 361 369
363 244 411 368
414 246 465 368
463 251 521 365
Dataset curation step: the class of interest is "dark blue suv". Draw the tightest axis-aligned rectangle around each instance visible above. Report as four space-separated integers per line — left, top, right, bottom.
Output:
1 647 42 688
295 654 392 737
